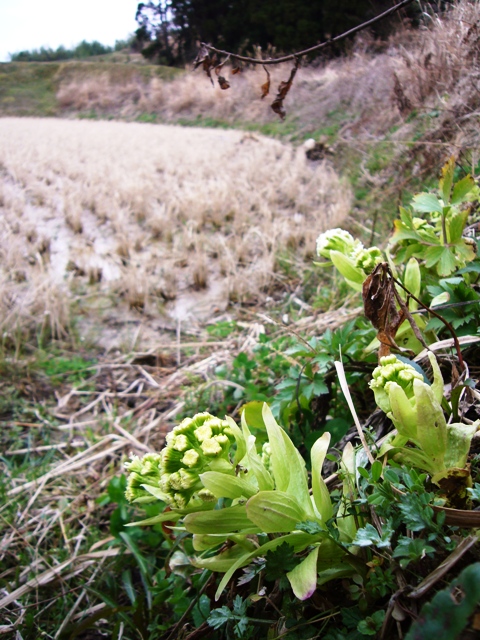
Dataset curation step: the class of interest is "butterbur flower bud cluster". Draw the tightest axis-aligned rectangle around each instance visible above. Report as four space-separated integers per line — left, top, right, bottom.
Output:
125 413 235 509
369 355 424 414
315 228 384 291
124 453 163 503
316 228 359 260
351 245 383 275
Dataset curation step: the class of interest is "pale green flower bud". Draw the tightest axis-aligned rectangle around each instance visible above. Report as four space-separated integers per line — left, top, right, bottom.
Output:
182 449 200 467
194 424 213 442
198 488 216 502
201 438 223 456
173 434 189 451
316 228 359 259
351 245 383 275
370 355 423 414
124 453 162 503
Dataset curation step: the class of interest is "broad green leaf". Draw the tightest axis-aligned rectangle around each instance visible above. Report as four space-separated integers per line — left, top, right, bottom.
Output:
262 404 313 516
438 247 458 276
310 433 333 523
388 382 418 440
440 156 455 203
184 504 259 534
424 245 446 268
246 490 308 533
444 422 478 469
125 510 182 527
414 380 447 472
193 533 229 550
225 416 246 465
241 412 274 491
215 531 321 600
430 291 450 307
330 250 365 284
240 401 267 430
286 546 320 600
317 564 356 586
451 174 475 204
193 543 256 573
200 471 257 500
412 192 443 213
119 533 149 576
404 257 421 299
427 352 444 406
447 210 468 243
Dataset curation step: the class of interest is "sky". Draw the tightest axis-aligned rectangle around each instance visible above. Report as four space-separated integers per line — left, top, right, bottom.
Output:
0 0 139 62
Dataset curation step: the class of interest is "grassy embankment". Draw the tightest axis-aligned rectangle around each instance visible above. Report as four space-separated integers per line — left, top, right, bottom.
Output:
1 2 480 636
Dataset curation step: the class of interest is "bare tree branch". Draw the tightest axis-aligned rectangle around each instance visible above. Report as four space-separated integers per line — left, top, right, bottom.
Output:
200 0 417 66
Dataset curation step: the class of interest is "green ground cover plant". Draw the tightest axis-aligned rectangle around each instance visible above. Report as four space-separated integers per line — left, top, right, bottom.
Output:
115 159 480 638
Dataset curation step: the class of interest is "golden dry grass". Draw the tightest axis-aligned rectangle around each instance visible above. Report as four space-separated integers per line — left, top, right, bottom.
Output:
0 117 351 349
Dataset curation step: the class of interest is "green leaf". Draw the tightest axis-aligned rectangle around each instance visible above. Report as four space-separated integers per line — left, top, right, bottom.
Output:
208 606 234 630
125 510 182 527
119 532 150 577
193 543 256 573
370 460 383 482
412 192 443 213
225 416 247 465
240 401 267 430
358 610 386 636
447 210 468 243
214 531 320 600
440 156 455 204
351 523 393 549
241 412 274 491
310 432 333 523
286 546 320 600
246 490 308 533
261 404 313 517
265 541 298 580
438 247 458 276
184 504 259 534
451 174 475 204
200 471 257 500
296 520 323 535
405 563 480 640
414 380 447 471
330 250 365 284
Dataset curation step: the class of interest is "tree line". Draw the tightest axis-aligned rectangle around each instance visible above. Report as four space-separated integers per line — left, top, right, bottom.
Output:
134 0 450 66
9 39 133 63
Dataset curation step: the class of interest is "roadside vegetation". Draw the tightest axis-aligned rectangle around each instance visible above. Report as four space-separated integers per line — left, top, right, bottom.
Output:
1 2 480 638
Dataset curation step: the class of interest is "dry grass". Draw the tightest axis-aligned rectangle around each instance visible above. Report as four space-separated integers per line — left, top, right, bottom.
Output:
0 117 351 349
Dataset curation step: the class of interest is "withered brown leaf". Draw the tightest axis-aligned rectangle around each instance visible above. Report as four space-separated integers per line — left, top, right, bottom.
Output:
270 58 300 120
362 263 405 358
261 65 270 99
217 76 230 90
231 66 241 75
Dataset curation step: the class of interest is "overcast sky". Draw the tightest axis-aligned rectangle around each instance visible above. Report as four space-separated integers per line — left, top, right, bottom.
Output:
0 0 139 62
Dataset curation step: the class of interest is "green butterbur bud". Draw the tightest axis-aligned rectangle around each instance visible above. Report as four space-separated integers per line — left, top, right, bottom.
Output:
201 438 223 456
351 245 383 275
370 355 423 414
194 424 213 442
124 453 163 503
182 449 200 467
316 228 359 259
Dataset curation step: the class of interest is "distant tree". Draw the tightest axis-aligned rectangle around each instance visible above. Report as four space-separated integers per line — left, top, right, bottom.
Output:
134 0 426 66
9 40 114 63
